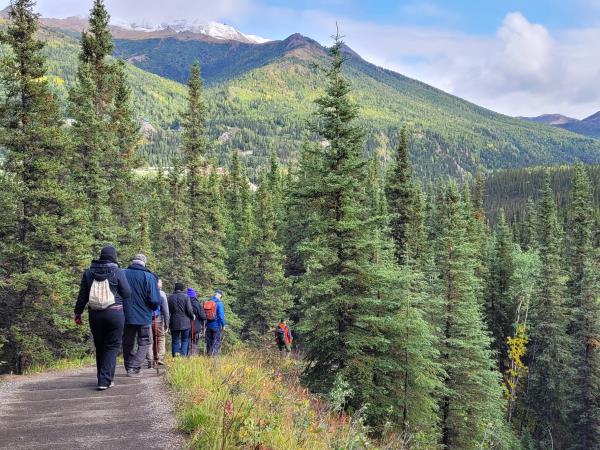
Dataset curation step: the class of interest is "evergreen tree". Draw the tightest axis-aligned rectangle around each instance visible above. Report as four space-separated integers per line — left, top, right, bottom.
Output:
224 150 251 276
180 61 227 291
385 127 417 265
434 182 507 449
298 34 403 427
236 177 291 341
0 0 88 372
487 210 516 370
526 177 574 448
109 59 140 255
566 165 600 449
68 0 120 249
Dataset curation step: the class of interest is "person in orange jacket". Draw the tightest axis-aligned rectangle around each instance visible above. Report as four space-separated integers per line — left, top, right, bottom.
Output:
275 319 293 357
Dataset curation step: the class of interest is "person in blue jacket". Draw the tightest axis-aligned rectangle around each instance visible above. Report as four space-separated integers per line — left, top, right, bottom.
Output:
122 254 160 377
205 289 226 356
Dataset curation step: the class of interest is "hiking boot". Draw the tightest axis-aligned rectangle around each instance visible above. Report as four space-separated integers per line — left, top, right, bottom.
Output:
126 370 143 378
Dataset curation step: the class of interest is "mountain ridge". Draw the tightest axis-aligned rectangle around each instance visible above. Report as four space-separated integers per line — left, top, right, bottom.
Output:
521 111 600 138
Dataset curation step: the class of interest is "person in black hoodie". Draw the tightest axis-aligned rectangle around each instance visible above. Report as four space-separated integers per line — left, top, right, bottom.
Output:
168 283 194 356
74 246 131 390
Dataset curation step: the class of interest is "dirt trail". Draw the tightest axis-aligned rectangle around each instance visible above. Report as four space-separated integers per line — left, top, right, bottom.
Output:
0 366 184 450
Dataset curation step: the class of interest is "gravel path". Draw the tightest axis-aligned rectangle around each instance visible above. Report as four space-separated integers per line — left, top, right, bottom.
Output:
0 366 185 450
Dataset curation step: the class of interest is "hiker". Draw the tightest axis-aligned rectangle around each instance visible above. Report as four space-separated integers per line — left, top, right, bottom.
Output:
122 254 161 377
168 283 195 356
205 289 226 356
74 246 131 390
275 319 293 357
187 288 207 356
146 279 170 368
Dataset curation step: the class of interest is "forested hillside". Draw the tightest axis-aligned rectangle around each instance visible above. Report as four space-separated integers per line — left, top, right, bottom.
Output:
3 13 600 178
2 2 599 449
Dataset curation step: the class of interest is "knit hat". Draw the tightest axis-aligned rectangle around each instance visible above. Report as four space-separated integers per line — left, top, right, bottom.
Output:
215 289 223 296
174 282 185 292
187 287 198 299
99 246 118 264
131 253 147 267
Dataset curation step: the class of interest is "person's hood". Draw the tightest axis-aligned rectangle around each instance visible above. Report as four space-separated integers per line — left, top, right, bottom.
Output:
90 260 119 281
187 287 198 298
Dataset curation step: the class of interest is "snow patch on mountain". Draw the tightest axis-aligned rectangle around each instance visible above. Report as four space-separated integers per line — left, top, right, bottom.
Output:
112 19 271 44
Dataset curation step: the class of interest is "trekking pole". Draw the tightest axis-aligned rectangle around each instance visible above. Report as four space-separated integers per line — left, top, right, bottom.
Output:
189 319 194 357
153 311 159 375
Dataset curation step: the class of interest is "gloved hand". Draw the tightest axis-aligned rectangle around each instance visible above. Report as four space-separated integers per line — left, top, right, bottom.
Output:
74 314 83 325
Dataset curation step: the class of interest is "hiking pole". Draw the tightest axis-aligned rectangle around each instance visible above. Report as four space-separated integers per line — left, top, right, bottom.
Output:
153 311 159 375
189 319 195 357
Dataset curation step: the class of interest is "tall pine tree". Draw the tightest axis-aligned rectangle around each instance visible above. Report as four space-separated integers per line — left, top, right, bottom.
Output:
0 0 88 372
298 33 402 427
434 182 507 449
526 176 574 449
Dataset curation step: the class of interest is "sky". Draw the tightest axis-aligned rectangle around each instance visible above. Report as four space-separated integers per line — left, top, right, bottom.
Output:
7 0 600 118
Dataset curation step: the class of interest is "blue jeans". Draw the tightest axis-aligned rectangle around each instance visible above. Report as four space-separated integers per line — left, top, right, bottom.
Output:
172 328 191 356
206 328 223 356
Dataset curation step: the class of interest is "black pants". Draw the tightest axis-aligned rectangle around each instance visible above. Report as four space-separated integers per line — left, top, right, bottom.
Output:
123 324 151 372
205 328 223 356
89 308 125 387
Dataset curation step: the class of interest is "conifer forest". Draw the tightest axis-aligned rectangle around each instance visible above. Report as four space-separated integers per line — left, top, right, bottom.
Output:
0 1 599 449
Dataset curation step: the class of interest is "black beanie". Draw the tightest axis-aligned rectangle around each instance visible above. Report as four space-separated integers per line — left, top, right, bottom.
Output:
174 282 185 292
100 246 118 264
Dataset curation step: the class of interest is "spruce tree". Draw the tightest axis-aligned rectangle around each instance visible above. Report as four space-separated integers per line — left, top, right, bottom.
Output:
298 33 403 427
487 210 516 370
0 0 88 372
180 62 227 291
434 182 506 449
385 127 417 265
526 177 574 448
236 177 291 341
566 165 600 449
68 0 120 249
109 59 140 255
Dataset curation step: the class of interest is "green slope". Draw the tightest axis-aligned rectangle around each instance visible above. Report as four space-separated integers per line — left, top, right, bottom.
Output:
5 19 600 178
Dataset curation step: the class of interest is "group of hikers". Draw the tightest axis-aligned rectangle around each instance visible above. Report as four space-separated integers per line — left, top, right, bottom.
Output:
74 246 293 390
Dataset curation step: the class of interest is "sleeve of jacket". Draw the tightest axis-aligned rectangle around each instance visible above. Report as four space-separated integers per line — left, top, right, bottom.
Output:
74 271 90 315
185 296 195 320
116 269 132 300
160 292 170 325
217 302 226 328
146 274 161 309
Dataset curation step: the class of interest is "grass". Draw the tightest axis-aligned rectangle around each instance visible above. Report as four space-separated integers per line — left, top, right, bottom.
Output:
23 355 96 375
167 350 379 450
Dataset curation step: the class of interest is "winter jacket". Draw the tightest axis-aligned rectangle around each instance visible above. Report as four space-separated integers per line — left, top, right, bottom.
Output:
75 260 131 314
275 323 293 345
168 290 194 331
191 298 207 333
122 264 161 325
206 296 226 330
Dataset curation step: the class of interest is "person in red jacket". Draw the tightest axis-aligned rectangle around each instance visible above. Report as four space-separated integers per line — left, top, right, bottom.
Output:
275 319 293 357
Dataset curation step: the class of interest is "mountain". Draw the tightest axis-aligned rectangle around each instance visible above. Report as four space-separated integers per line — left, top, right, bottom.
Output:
3 11 600 178
560 111 600 139
520 114 578 125
34 12 269 44
521 112 600 139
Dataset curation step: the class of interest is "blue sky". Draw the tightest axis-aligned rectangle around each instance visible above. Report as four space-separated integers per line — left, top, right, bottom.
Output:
6 0 600 118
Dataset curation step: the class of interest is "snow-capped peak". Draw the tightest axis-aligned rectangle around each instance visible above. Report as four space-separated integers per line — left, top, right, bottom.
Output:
112 18 271 44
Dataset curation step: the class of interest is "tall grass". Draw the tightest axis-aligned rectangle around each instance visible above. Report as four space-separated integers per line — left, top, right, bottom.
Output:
167 350 384 449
